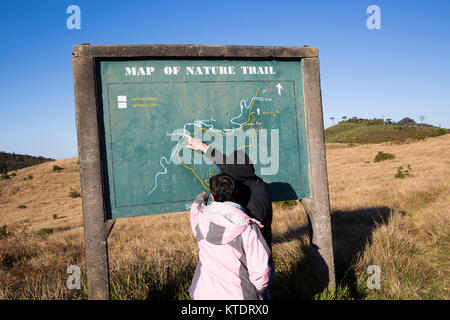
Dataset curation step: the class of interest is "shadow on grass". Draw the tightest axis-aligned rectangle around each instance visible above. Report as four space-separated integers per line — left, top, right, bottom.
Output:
271 206 392 300
108 207 392 300
331 207 392 298
109 262 196 300
145 264 196 300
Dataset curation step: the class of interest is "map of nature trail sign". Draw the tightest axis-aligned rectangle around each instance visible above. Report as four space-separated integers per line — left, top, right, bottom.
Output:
100 59 310 218
72 44 335 300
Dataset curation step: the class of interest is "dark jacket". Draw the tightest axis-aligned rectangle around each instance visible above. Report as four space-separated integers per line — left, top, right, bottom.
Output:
205 148 273 250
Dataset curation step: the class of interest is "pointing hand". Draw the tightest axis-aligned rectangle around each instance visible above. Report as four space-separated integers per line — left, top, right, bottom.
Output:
184 134 209 153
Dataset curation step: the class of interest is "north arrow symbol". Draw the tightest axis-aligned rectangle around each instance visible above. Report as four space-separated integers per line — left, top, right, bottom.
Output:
276 83 283 95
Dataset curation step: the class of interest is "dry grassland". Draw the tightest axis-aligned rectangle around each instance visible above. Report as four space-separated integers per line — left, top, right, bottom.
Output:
0 135 449 299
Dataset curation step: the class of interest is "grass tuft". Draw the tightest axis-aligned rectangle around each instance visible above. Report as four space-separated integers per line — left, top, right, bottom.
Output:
36 228 53 238
52 165 64 172
1 174 10 180
394 165 412 179
374 151 395 162
68 188 81 198
0 225 8 238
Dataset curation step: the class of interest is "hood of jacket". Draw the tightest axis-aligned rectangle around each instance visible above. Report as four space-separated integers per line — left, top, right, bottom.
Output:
201 201 263 245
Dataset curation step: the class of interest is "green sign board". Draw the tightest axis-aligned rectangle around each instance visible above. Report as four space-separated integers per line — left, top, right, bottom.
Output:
97 59 311 218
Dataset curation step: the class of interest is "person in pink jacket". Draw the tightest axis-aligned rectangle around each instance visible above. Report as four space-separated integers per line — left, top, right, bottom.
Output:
189 173 272 300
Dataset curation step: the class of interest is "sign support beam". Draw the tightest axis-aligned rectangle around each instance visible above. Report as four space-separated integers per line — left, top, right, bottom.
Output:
73 53 112 300
301 57 336 292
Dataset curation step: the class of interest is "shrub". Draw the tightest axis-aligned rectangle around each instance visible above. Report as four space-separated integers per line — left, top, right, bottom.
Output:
52 165 64 172
374 151 395 163
431 128 446 137
1 173 10 180
415 133 426 140
395 165 412 179
25 174 33 180
0 225 7 238
314 285 353 300
69 188 81 198
11 172 16 176
37 228 53 238
275 200 297 209
17 204 27 209
52 214 58 220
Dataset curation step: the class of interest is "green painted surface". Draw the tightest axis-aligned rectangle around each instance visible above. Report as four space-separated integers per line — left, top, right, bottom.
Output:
98 59 310 218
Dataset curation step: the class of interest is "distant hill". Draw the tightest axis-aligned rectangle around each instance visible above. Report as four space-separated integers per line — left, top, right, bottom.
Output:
0 152 54 174
325 117 448 144
396 117 417 126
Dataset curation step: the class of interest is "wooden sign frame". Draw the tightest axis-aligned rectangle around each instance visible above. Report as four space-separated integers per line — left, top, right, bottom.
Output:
72 44 335 299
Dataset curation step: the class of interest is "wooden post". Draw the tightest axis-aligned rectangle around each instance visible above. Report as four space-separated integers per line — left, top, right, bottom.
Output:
72 51 113 300
301 57 336 292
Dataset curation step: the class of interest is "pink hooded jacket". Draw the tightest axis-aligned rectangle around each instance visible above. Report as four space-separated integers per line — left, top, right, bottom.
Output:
189 194 271 300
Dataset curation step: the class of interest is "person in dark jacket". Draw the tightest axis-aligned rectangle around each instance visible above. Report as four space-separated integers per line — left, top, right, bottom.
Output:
184 134 274 299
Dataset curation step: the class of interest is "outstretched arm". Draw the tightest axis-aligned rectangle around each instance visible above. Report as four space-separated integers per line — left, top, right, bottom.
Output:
184 134 226 170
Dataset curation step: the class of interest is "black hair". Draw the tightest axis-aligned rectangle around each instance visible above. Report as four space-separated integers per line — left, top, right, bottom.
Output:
209 174 236 202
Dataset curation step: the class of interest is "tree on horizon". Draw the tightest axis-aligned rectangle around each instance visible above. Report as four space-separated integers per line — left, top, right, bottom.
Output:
419 115 426 124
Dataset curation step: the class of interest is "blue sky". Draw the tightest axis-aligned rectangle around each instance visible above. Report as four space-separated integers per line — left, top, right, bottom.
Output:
0 0 449 159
